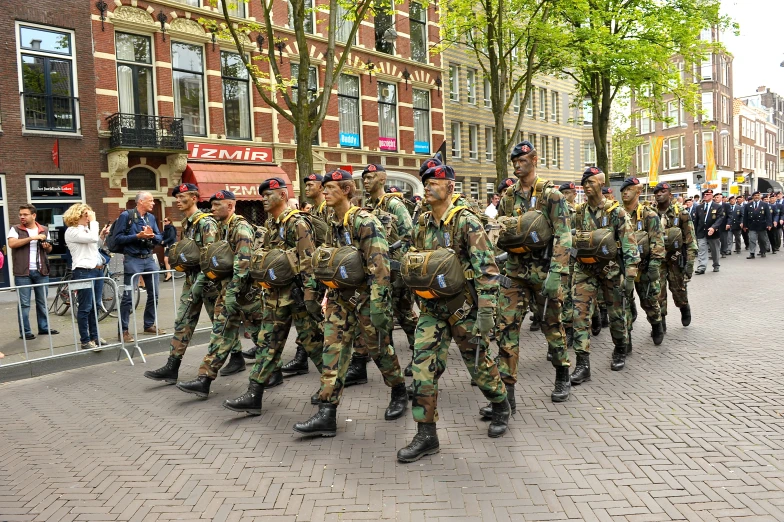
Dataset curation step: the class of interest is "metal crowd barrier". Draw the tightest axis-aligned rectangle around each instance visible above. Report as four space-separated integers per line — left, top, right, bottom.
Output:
0 276 137 367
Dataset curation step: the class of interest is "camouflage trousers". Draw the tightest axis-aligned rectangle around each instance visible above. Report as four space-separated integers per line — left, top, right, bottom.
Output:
318 291 404 406
169 275 241 359
411 301 507 423
249 298 324 386
198 283 263 379
658 258 689 317
353 278 418 357
497 277 569 384
633 273 662 325
573 265 628 353
561 261 575 328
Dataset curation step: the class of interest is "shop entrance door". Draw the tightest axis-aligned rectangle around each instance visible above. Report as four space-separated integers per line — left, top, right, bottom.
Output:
0 176 9 288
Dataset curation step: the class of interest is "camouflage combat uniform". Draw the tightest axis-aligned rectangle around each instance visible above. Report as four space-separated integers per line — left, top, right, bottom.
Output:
572 199 640 354
198 214 263 379
561 200 577 333
249 208 324 385
627 202 665 328
656 203 697 318
496 178 573 379
317 207 405 405
409 202 507 423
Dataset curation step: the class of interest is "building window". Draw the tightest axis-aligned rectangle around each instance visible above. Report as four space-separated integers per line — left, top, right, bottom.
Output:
582 99 592 125
665 136 682 169
513 92 520 114
18 23 78 132
666 101 679 128
486 182 495 198
221 52 250 140
528 133 537 149
485 127 494 160
127 167 158 191
174 0 199 6
412 88 430 154
335 3 354 43
639 143 650 172
466 68 477 104
451 121 461 158
540 136 548 167
449 64 459 101
552 137 560 168
172 42 206 136
454 181 463 194
584 141 596 166
289 0 314 34
550 91 558 122
216 0 244 17
291 63 319 144
700 131 713 164
116 32 154 117
539 87 547 120
409 2 427 63
701 92 714 121
701 54 713 81
640 110 652 134
374 4 394 54
377 81 397 151
468 124 478 160
338 74 361 148
721 134 730 166
470 181 479 200
483 78 491 107
526 92 533 117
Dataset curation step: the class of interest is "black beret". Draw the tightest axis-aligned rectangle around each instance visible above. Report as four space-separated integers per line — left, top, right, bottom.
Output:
361 164 385 177
581 166 603 186
322 169 353 184
172 183 199 196
702 189 714 196
304 173 323 182
410 194 422 203
209 190 236 203
619 177 640 192
558 182 576 192
419 156 443 177
259 177 287 193
652 182 670 194
510 140 535 161
601 187 612 195
497 178 516 193
422 165 456 183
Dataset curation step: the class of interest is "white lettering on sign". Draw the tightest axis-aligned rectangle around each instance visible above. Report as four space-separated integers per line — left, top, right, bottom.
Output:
188 143 273 163
225 184 259 196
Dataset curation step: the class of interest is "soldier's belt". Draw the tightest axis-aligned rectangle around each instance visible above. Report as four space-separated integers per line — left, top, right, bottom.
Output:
445 291 475 326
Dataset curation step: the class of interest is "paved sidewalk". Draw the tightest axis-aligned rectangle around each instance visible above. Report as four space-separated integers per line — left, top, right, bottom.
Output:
1 252 783 521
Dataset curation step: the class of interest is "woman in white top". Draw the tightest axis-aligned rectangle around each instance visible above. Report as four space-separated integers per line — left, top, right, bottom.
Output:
64 204 105 350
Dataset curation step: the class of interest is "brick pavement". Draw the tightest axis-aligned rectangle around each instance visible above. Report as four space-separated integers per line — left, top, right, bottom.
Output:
1 251 783 521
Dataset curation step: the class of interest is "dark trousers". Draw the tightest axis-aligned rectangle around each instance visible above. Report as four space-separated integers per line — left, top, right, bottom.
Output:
15 270 50 336
731 229 743 251
121 255 160 332
73 267 101 344
742 229 749 248
720 229 730 254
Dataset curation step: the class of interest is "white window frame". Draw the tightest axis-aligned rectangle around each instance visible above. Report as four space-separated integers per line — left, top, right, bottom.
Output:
451 121 461 158
701 54 713 81
513 92 520 114
485 127 493 161
412 87 431 154
289 0 315 34
115 31 156 117
470 181 479 201
483 78 491 107
701 92 713 121
468 124 478 160
172 40 208 137
377 81 397 151
552 137 560 168
449 64 459 102
540 136 548 167
639 143 651 172
550 91 558 122
526 92 533 117
665 136 681 170
666 101 679 128
409 2 428 64
338 74 362 149
466 68 476 104
454 181 463 194
539 87 546 120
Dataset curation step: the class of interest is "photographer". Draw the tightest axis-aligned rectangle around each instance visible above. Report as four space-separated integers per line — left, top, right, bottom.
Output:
8 204 59 340
115 192 163 342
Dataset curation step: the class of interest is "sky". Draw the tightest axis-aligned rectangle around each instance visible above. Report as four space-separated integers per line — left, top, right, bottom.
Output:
721 0 784 97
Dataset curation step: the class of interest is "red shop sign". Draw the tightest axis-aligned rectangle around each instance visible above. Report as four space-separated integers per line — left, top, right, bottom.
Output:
187 143 273 163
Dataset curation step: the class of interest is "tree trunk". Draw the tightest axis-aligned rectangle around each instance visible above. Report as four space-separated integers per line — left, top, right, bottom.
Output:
295 123 314 202
494 110 508 185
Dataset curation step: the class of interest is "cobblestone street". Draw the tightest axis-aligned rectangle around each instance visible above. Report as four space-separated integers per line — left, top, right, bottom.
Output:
1 252 783 521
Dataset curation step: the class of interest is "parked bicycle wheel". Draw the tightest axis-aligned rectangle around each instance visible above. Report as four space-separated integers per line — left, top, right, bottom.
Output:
51 272 74 316
98 283 116 322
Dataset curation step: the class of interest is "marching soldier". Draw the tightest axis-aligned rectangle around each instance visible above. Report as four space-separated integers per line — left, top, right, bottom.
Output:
293 170 407 437
619 177 665 348
743 191 772 259
559 181 577 348
492 140 572 407
765 193 779 253
653 182 696 331
144 183 221 383
175 190 262 397
223 178 323 415
692 189 724 273
397 164 509 463
570 167 640 383
728 196 744 254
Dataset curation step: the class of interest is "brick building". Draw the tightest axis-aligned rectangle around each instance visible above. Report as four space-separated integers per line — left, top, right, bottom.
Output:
0 2 103 284
738 86 784 178
630 27 735 199
91 0 444 227
733 99 780 193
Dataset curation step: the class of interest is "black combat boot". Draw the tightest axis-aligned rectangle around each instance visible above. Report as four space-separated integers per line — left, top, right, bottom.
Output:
546 348 553 362
651 322 664 346
488 399 511 438
610 341 627 371
264 369 284 388
662 315 667 333
384 383 409 420
680 305 691 326
747 253 755 259
627 337 633 355
397 422 439 463
551 366 571 403
281 345 309 375
591 312 602 336
293 403 337 437
220 351 246 376
480 384 516 418
241 345 260 360
144 356 181 383
311 390 320 405
223 381 263 415
570 353 591 385
344 354 369 387
600 307 610 328
176 375 212 398
529 316 541 331
404 361 413 377
630 299 638 323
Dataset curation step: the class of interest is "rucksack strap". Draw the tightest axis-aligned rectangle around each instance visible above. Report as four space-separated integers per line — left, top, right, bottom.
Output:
280 209 301 224
186 212 207 239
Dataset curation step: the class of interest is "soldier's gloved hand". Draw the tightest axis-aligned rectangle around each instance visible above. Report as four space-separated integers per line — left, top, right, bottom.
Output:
305 300 323 320
472 308 495 338
542 271 563 300
222 295 239 317
647 265 660 282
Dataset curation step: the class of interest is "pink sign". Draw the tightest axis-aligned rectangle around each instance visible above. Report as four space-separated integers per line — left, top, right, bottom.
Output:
379 137 397 151
187 143 273 163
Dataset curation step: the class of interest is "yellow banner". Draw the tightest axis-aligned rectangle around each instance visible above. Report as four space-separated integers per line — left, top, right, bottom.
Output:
706 140 717 181
648 136 665 187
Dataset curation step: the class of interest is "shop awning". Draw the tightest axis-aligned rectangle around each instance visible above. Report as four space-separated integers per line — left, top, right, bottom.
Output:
757 177 783 194
182 163 293 200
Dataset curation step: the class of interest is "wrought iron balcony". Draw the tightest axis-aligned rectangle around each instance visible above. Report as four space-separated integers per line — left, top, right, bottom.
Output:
107 113 186 150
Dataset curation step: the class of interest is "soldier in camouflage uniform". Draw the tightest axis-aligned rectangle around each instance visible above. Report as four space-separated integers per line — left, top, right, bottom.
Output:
144 183 222 384
653 182 696 330
223 178 324 415
619 177 665 348
570 168 640 384
490 141 572 409
558 182 578 349
176 190 262 398
397 164 509 463
293 170 407 437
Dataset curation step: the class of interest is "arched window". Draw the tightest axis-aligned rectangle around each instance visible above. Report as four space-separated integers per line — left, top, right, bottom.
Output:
127 167 157 191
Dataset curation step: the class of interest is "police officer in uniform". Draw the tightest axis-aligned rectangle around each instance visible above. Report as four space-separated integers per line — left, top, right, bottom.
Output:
743 191 772 259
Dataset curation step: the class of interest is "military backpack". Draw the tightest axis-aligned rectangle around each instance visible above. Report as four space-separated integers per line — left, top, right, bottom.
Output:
167 212 208 272
497 178 554 254
200 214 243 281
632 204 650 260
662 204 685 254
249 210 306 288
573 200 620 265
311 206 369 290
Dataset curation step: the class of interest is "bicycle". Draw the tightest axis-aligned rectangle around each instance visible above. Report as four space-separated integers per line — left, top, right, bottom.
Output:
49 268 121 322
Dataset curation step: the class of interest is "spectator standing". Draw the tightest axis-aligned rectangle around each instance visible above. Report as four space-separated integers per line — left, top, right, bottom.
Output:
692 189 725 274
484 193 500 219
63 204 106 350
743 191 772 259
8 204 59 340
161 217 177 282
115 192 164 342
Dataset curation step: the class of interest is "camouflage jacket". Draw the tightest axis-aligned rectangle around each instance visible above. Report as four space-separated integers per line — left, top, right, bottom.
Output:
263 208 319 304
497 177 572 279
628 202 665 271
182 211 218 284
312 199 331 223
574 198 640 279
368 193 414 254
657 202 697 265
413 201 499 311
221 214 255 301
328 207 391 308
